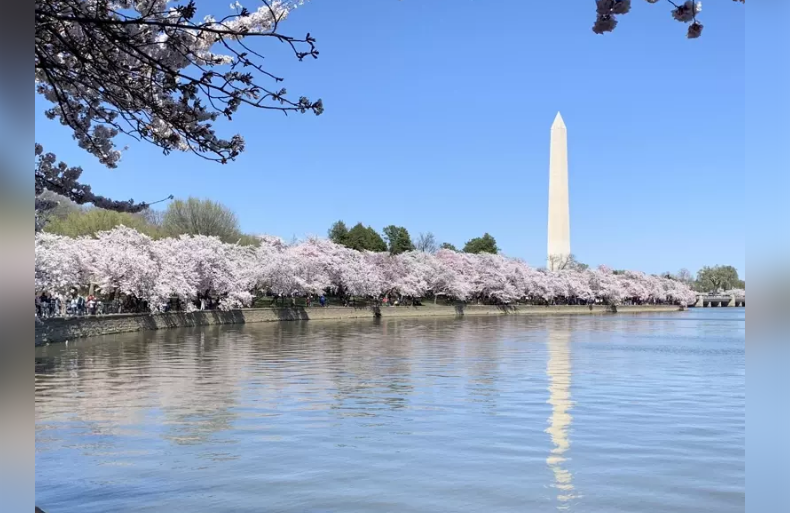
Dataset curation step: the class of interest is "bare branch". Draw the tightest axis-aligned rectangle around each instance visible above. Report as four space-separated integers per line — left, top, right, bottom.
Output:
35 143 173 231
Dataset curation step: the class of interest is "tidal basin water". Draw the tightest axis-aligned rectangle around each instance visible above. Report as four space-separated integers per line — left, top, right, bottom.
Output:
35 310 745 512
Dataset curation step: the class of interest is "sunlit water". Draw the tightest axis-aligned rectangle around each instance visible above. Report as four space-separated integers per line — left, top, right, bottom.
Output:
35 310 745 512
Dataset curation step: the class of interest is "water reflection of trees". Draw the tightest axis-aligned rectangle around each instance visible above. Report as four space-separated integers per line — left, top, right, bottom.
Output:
322 319 416 416
35 327 245 459
35 334 157 438
237 321 419 422
158 328 242 451
37 316 584 473
461 317 503 413
545 318 577 509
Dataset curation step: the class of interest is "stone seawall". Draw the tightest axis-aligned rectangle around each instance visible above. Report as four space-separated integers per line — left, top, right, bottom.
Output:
35 304 684 345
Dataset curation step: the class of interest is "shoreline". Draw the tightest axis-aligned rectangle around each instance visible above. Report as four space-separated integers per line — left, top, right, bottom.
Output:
34 304 686 345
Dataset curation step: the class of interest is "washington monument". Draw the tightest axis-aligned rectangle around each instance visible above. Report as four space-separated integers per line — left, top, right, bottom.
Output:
547 112 570 270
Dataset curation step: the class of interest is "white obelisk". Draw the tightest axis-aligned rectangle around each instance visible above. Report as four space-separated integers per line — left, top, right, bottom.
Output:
547 112 570 270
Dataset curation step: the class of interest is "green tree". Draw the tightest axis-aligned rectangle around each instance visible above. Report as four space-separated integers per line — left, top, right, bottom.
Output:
463 233 499 254
162 197 242 243
440 242 458 251
695 265 744 292
44 208 161 238
343 223 387 252
343 223 368 251
365 227 387 252
383 225 415 255
328 220 349 245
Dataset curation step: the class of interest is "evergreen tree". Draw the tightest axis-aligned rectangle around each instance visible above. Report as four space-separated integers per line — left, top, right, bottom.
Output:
463 233 499 254
344 223 387 252
364 226 388 252
328 220 349 245
383 225 415 255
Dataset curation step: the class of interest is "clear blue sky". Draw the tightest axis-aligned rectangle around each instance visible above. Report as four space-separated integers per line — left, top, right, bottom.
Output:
34 0 745 277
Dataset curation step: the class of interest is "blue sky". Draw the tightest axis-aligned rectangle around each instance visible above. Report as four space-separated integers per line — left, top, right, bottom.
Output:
35 0 745 277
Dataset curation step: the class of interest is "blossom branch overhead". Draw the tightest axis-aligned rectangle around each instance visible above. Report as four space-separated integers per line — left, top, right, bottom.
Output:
593 0 744 39
35 0 322 168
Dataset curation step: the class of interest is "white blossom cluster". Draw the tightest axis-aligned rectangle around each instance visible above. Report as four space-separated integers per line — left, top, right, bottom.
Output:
35 226 698 311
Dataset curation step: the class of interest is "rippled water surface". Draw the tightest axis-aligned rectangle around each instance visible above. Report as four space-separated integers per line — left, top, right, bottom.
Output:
35 310 745 512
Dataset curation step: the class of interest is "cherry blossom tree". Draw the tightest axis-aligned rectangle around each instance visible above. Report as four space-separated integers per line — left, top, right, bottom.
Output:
253 234 297 298
35 232 91 296
547 270 594 304
87 226 162 306
395 251 436 299
619 270 651 303
170 234 257 309
34 227 698 312
150 236 200 309
523 268 551 303
469 254 521 303
433 249 475 301
588 265 626 305
367 251 407 298
287 237 339 295
341 251 385 299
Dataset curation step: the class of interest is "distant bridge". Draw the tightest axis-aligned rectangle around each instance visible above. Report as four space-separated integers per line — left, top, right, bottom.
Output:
693 294 745 308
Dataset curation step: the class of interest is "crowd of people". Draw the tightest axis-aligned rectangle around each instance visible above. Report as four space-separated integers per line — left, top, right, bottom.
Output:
34 291 158 319
35 290 343 320
35 288 431 319
36 292 102 318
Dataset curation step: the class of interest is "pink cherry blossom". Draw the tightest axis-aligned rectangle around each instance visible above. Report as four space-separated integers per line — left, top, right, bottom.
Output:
35 227 698 311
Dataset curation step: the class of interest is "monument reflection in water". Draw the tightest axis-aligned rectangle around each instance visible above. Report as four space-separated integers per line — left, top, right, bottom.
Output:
546 325 576 508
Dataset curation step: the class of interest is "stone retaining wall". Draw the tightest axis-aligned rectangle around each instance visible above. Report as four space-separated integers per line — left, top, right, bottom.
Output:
35 304 684 345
